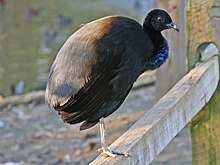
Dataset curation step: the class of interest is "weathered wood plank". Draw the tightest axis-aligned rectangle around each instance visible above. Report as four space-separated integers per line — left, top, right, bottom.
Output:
190 44 220 165
90 56 219 165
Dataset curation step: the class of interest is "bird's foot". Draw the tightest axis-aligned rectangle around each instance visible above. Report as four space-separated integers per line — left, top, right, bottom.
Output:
96 147 130 158
97 147 116 158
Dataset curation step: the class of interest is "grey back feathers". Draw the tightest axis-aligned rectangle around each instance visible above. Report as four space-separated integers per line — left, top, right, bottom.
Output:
45 23 98 108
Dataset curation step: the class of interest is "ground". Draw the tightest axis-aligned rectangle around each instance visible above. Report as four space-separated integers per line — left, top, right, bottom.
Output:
0 86 192 165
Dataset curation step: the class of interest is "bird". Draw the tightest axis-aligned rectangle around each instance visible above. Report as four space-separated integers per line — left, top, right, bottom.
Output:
11 80 24 95
45 9 179 158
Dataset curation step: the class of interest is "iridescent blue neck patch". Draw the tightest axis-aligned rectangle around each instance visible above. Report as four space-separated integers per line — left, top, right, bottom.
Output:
146 44 169 70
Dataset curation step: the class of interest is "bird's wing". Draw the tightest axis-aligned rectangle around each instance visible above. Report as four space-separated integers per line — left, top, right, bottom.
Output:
57 35 134 124
45 16 153 125
45 17 113 108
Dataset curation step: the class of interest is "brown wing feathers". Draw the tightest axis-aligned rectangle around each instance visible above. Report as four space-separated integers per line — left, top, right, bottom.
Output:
46 16 137 129
45 17 114 109
57 53 121 123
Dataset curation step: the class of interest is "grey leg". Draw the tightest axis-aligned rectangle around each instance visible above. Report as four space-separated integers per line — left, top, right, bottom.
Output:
98 117 116 157
97 117 130 158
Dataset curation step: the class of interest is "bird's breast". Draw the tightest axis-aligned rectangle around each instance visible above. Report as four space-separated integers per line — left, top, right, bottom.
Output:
145 43 169 70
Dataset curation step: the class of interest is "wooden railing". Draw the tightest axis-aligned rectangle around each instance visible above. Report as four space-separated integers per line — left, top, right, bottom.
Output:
90 0 220 164
90 44 219 165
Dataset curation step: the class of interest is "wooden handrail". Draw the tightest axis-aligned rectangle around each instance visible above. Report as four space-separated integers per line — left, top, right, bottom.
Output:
90 48 219 164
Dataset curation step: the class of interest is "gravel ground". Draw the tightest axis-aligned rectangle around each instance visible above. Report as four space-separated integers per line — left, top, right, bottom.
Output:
0 86 192 165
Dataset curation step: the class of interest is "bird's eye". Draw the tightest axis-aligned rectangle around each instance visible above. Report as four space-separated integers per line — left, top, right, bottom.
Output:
157 17 165 22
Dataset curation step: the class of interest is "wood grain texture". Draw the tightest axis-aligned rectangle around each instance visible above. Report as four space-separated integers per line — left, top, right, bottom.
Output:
90 56 219 165
211 0 220 48
191 84 220 165
187 0 216 70
187 0 220 164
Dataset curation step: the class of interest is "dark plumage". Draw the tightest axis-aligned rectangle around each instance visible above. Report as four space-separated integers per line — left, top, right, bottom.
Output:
45 9 179 157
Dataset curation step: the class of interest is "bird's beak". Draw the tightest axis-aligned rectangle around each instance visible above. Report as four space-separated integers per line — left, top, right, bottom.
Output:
166 22 179 32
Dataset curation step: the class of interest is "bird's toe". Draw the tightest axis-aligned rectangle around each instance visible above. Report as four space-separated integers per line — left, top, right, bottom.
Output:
112 150 131 158
96 148 130 158
96 148 116 158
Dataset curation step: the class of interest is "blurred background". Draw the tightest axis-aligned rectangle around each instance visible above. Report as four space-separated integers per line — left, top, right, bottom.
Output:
0 0 193 165
0 0 153 96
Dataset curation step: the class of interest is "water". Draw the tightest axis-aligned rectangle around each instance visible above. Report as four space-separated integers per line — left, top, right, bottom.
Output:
0 0 152 96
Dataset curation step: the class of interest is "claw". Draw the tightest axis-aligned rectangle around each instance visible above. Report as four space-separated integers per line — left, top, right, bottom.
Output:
96 148 130 158
112 150 131 158
96 147 116 157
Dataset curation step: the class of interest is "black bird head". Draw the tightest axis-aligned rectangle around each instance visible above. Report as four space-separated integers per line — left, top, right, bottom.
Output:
143 9 179 32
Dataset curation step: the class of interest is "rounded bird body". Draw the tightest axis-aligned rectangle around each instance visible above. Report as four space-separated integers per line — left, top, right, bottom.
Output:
45 9 179 131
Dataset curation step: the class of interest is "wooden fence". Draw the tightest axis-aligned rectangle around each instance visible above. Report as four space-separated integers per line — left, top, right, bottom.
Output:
90 0 220 164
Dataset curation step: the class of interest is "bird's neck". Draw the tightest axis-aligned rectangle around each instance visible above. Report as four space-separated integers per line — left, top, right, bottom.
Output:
144 27 169 70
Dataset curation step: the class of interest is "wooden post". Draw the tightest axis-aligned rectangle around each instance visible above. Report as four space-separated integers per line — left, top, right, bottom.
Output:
191 84 220 165
187 0 220 164
211 1 220 48
155 0 187 99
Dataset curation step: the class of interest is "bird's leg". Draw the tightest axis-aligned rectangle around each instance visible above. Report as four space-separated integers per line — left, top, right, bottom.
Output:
97 117 116 157
96 117 130 158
